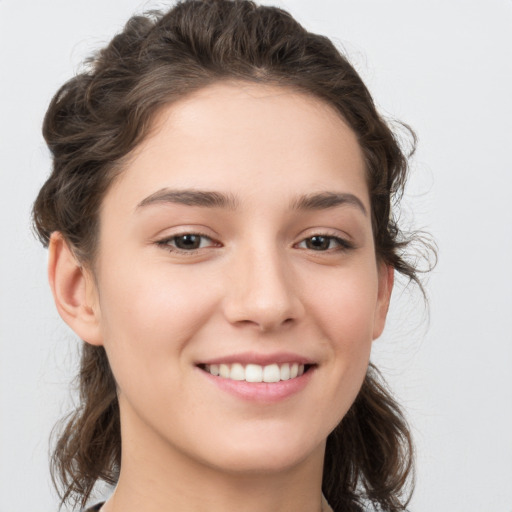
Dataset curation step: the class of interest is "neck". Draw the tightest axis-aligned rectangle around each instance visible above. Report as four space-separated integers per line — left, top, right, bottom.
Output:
107 456 325 512
104 405 326 512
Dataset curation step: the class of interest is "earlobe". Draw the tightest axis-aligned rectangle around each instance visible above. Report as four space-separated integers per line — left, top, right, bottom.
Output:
372 263 394 340
48 232 103 346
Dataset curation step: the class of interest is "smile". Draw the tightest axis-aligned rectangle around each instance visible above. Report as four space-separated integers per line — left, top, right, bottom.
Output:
202 362 309 383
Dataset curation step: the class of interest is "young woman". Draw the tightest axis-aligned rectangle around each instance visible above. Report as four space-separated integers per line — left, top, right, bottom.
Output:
33 1 428 511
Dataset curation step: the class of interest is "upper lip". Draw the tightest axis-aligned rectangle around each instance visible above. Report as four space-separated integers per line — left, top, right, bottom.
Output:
197 351 316 366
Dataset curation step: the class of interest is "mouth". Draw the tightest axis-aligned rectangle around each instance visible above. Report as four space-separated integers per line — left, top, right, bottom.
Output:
198 362 314 383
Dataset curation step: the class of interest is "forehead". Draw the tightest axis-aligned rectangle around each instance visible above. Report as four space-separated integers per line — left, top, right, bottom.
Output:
106 82 368 213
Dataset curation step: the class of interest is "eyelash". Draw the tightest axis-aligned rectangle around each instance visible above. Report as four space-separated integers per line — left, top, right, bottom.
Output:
155 232 353 255
155 233 218 254
295 234 353 252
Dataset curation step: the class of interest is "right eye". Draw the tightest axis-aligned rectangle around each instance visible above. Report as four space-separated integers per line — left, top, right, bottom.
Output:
156 233 217 252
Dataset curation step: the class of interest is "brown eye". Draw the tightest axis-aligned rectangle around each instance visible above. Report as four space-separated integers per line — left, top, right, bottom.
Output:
157 233 217 252
297 235 352 252
305 236 331 251
173 234 203 250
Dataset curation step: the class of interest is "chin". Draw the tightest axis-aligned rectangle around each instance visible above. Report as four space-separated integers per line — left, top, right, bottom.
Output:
196 427 326 476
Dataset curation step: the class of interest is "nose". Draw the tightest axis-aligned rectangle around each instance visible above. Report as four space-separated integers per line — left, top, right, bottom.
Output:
222 245 304 332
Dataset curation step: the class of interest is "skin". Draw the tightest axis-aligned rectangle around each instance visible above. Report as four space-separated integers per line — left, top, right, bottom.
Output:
49 82 393 512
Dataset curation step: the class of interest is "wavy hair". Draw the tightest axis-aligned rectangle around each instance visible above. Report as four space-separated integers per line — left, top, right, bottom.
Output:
33 1 431 510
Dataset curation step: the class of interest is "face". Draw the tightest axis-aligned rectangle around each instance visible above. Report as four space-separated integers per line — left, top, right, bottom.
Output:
86 82 392 475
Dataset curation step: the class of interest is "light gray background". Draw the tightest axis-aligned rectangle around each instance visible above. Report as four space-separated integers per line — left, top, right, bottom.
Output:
1 1 511 511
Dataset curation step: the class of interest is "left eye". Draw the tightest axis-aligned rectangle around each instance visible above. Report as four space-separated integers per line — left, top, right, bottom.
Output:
297 235 348 251
158 234 215 251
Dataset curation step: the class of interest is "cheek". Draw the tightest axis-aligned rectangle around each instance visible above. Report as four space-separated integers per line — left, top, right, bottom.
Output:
302 263 378 409
94 262 220 424
306 264 379 347
95 256 219 373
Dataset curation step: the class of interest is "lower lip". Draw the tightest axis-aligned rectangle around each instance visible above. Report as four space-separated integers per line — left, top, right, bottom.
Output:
198 367 315 403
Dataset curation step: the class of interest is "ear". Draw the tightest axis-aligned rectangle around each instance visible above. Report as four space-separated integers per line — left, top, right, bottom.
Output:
48 232 103 346
372 263 394 340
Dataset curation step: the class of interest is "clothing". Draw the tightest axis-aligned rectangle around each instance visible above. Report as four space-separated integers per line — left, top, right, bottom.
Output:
84 496 334 512
83 504 103 512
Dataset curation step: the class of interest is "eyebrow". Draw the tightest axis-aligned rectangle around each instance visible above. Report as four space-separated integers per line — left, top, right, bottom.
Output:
136 188 367 216
137 188 239 210
290 192 367 216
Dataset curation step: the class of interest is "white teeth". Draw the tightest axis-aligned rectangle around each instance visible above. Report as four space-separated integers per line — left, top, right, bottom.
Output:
204 362 307 382
245 364 263 382
219 364 230 378
230 363 245 381
263 363 281 383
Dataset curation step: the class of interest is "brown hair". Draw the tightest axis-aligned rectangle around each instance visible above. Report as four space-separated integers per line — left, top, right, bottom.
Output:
33 1 429 510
